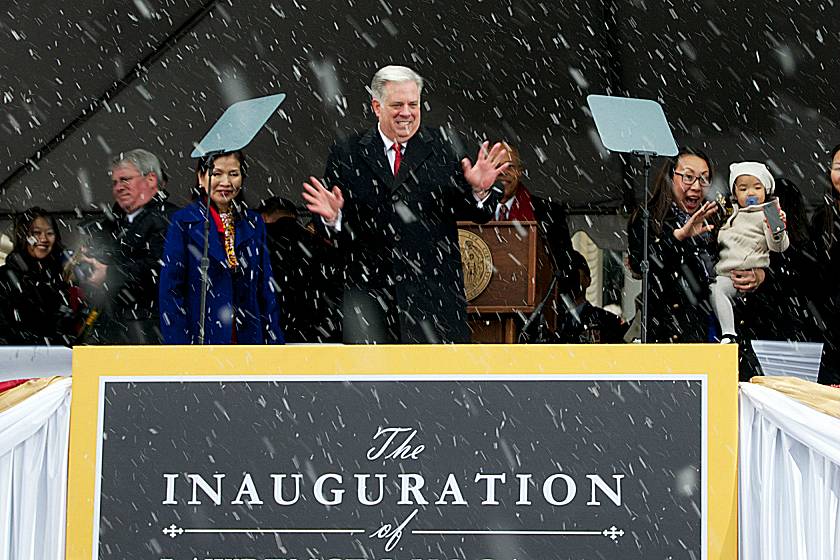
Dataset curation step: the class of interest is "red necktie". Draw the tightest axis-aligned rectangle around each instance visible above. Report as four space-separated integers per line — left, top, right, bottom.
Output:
498 204 509 221
392 143 402 175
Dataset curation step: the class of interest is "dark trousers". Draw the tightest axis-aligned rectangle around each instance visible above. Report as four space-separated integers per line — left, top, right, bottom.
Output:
87 317 161 345
818 344 840 385
341 287 400 344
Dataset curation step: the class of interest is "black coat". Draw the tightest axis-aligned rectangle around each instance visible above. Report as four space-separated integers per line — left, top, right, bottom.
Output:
323 126 495 343
531 194 574 275
809 204 840 384
0 251 76 345
83 191 178 344
627 205 716 343
739 241 822 343
555 301 627 344
264 219 342 343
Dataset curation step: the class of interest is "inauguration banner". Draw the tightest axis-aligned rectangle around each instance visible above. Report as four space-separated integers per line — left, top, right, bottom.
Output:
67 345 738 560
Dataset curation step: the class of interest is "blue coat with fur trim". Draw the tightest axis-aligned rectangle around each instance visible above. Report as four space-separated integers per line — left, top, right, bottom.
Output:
159 201 284 344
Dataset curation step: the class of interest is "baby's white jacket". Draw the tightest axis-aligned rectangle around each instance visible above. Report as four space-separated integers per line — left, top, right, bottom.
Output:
715 202 790 275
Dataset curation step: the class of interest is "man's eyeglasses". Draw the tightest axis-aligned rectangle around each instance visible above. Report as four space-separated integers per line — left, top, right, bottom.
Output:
113 174 146 186
674 171 710 187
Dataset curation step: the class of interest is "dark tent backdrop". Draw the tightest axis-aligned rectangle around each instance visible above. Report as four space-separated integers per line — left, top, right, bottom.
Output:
1 0 838 250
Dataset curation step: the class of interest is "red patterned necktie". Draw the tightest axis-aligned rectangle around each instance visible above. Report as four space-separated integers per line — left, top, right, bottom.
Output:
392 142 402 175
498 204 509 221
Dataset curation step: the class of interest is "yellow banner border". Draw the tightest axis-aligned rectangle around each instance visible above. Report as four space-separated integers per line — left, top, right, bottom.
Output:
67 344 737 559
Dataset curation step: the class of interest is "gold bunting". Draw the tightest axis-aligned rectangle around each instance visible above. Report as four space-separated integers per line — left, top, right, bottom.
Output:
0 377 65 413
751 376 840 420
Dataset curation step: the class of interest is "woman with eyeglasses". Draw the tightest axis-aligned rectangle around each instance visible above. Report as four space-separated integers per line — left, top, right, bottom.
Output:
0 207 78 345
809 144 840 385
159 151 284 345
626 147 765 344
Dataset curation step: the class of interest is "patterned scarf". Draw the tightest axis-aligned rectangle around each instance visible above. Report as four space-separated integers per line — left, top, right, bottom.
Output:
219 212 238 268
209 205 239 268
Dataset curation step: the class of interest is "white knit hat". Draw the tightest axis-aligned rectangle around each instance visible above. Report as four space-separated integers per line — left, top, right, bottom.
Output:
729 161 775 196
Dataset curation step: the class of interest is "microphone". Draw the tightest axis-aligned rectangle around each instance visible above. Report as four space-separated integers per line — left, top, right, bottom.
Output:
518 269 569 342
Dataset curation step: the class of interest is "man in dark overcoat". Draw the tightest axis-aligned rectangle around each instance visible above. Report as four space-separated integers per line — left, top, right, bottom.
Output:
303 65 509 343
80 148 177 344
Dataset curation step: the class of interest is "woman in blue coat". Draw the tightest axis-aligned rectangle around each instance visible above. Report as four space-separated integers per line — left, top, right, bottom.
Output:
159 151 284 344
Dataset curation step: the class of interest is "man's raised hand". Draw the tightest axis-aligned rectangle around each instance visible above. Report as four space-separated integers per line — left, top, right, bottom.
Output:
461 141 511 198
303 177 344 223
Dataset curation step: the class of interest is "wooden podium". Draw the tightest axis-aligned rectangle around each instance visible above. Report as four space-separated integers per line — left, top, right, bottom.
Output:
458 221 555 343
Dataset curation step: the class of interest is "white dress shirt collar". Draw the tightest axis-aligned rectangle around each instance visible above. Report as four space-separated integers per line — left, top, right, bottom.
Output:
377 125 405 154
495 196 516 220
125 207 143 223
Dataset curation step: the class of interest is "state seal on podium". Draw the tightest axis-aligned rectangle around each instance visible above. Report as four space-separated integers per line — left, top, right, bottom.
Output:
458 229 493 301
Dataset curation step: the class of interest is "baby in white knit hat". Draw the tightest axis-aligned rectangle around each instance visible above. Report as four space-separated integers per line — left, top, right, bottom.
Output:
710 162 789 343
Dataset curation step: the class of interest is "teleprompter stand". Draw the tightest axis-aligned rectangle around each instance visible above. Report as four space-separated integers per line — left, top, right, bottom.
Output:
586 95 678 343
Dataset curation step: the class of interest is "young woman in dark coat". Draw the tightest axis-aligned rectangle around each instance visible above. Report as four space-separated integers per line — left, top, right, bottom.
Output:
0 207 77 345
627 148 720 342
809 144 840 385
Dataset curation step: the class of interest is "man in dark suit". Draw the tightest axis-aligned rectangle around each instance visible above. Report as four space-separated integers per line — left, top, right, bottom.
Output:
495 143 537 222
303 65 509 343
496 142 573 274
79 148 177 344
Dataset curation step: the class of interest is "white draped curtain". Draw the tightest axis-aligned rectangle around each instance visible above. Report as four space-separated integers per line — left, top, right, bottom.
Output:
0 379 72 560
739 382 840 559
